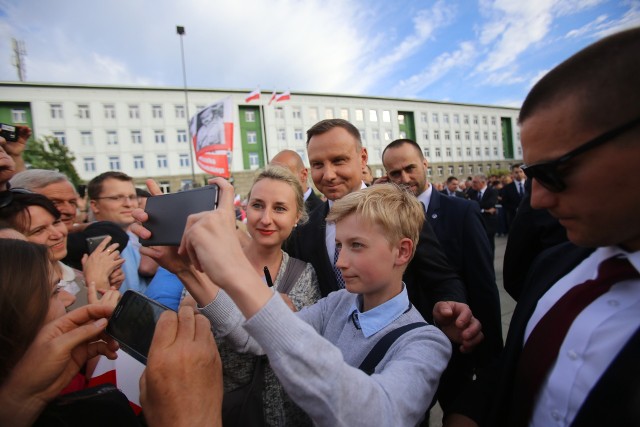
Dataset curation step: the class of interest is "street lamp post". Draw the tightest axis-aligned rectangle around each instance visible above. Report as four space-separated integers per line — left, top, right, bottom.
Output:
176 25 197 187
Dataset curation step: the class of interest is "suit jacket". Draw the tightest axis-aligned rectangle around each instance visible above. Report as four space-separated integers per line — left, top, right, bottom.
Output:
467 243 640 426
427 190 503 365
467 187 499 234
440 189 466 198
285 201 466 321
304 190 323 214
501 180 525 224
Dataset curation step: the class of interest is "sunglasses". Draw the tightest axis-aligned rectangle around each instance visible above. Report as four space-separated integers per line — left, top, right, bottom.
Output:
0 187 35 209
522 116 640 192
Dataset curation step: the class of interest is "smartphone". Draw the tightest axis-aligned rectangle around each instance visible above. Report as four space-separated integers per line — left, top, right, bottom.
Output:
140 184 219 246
0 124 17 142
86 235 109 254
106 291 172 365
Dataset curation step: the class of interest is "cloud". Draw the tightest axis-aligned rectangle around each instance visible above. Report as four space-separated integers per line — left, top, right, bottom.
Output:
483 70 526 86
566 2 640 39
391 41 476 97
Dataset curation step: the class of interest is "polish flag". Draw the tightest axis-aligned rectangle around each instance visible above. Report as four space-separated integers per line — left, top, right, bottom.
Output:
275 90 291 103
88 351 145 414
245 88 260 103
267 90 277 106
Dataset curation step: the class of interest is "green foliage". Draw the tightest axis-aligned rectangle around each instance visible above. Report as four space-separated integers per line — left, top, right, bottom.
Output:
488 168 510 177
23 135 82 186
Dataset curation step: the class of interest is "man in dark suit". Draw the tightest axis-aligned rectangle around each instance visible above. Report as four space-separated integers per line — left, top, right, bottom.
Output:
382 139 503 419
285 119 481 344
270 149 323 214
466 174 499 254
448 28 640 427
501 163 527 230
442 176 466 198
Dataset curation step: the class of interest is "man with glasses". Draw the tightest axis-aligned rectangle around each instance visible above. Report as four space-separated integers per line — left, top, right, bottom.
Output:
88 171 157 293
447 28 640 427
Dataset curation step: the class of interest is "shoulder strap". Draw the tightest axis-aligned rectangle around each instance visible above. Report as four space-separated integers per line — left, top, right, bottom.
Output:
358 322 428 375
278 257 307 295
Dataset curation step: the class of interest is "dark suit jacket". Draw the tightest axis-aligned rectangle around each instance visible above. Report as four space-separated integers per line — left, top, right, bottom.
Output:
285 201 466 321
304 190 323 214
462 243 640 426
440 189 466 198
467 187 499 235
501 180 524 225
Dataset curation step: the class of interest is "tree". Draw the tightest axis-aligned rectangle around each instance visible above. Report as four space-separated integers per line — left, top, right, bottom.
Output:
23 135 82 186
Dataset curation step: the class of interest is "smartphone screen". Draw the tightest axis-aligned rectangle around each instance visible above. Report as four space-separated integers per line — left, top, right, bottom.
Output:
140 184 219 246
106 291 172 365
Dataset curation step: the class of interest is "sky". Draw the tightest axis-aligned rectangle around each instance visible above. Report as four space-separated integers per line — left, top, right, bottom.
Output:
0 0 638 108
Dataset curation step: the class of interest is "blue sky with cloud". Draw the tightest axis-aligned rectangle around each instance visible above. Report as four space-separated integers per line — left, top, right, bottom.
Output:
0 0 638 107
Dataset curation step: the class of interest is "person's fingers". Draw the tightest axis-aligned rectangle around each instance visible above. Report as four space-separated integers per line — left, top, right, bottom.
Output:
145 179 162 196
87 281 98 304
148 310 179 352
53 305 114 332
81 253 88 267
209 177 235 218
454 305 473 329
86 339 119 360
194 312 214 342
176 306 196 342
45 317 110 356
460 331 485 353
432 301 454 324
96 235 113 251
130 221 151 240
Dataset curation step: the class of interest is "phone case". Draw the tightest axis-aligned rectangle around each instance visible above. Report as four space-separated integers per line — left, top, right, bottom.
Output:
140 185 219 246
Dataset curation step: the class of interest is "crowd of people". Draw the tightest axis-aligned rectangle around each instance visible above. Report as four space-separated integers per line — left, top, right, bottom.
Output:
0 27 638 426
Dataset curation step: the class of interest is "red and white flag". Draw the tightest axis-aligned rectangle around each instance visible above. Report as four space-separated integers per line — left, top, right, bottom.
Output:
275 90 291 103
245 88 260 103
189 96 234 178
88 351 145 414
267 90 277 106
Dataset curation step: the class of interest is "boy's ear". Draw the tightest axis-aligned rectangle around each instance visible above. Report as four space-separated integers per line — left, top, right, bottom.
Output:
395 238 413 266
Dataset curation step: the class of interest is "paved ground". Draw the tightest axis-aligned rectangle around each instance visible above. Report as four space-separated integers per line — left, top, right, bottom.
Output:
429 235 515 426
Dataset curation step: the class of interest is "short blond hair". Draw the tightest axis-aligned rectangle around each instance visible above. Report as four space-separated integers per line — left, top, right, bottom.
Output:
248 165 308 224
326 184 424 258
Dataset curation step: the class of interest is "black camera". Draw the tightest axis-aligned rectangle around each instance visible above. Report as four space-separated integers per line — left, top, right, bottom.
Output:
0 124 18 142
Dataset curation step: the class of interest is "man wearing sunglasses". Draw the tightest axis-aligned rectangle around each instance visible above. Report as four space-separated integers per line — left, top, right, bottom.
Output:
447 28 640 427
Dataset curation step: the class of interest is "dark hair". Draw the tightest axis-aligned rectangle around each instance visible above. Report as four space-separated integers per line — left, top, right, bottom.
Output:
519 27 640 129
446 176 459 184
87 171 133 200
510 163 523 171
306 119 362 147
382 139 424 162
0 191 61 233
0 240 51 383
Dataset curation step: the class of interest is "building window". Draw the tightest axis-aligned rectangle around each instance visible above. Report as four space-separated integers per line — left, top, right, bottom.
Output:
398 114 405 125
491 117 497 126
444 131 450 140
296 150 306 162
277 128 286 141
275 107 284 119
423 148 430 158
50 104 63 119
455 131 460 140
443 113 449 124
359 129 366 140
466 147 471 156
292 107 302 119
294 129 304 141
432 113 439 123
478 165 484 172
104 104 116 119
152 105 163 119
463 115 469 124
428 167 432 176
372 129 380 140
129 105 140 119
446 147 451 157
108 156 120 170
468 165 474 174
131 130 142 144
154 130 165 144
157 155 168 169
245 110 255 122
179 154 190 168
448 165 454 175
476 147 481 156
107 131 118 145
458 165 464 175
384 130 392 141
340 108 349 121
437 166 443 176
382 110 391 123
53 131 66 145
493 147 499 156
134 155 145 169
421 112 428 123
483 116 488 125
493 131 498 141
175 105 185 119
474 131 480 140
247 131 257 144
473 115 478 125
177 130 187 143
484 131 489 140
248 152 259 169
369 110 378 122
453 114 460 124
435 147 441 157
434 130 440 140
11 109 27 123
309 107 319 122
355 109 364 121
83 157 96 173
159 181 171 194
78 104 90 119
465 131 470 140
423 131 429 140
456 147 462 157
325 108 334 119
81 131 93 145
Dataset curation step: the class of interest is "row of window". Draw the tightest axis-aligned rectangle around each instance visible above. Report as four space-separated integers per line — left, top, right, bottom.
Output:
424 129 499 141
423 146 501 158
10 109 28 123
52 129 189 146
82 153 191 173
420 112 498 126
50 103 196 121
427 163 504 177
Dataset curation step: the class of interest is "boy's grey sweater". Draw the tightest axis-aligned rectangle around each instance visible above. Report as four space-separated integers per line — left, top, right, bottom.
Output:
200 289 452 427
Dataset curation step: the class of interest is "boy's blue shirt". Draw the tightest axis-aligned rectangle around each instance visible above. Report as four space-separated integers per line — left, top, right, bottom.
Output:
349 283 411 338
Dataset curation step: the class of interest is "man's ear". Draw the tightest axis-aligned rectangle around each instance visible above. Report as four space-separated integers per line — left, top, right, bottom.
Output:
395 238 414 266
300 167 309 185
360 147 368 167
89 199 99 216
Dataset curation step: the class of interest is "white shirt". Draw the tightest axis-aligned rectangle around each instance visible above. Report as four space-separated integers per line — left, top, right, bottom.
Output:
325 182 367 265
417 184 433 212
303 187 313 202
528 246 640 427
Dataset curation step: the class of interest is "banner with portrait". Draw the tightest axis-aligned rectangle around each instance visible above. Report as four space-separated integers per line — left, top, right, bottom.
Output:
190 96 234 177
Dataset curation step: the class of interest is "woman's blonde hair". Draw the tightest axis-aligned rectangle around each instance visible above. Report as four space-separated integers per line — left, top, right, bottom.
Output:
248 165 308 224
326 183 424 257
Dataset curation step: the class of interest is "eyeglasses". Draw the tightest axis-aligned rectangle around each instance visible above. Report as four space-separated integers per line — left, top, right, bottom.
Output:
522 115 640 192
93 195 137 203
0 187 35 208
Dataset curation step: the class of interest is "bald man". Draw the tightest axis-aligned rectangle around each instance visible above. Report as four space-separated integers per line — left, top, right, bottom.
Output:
270 149 323 213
